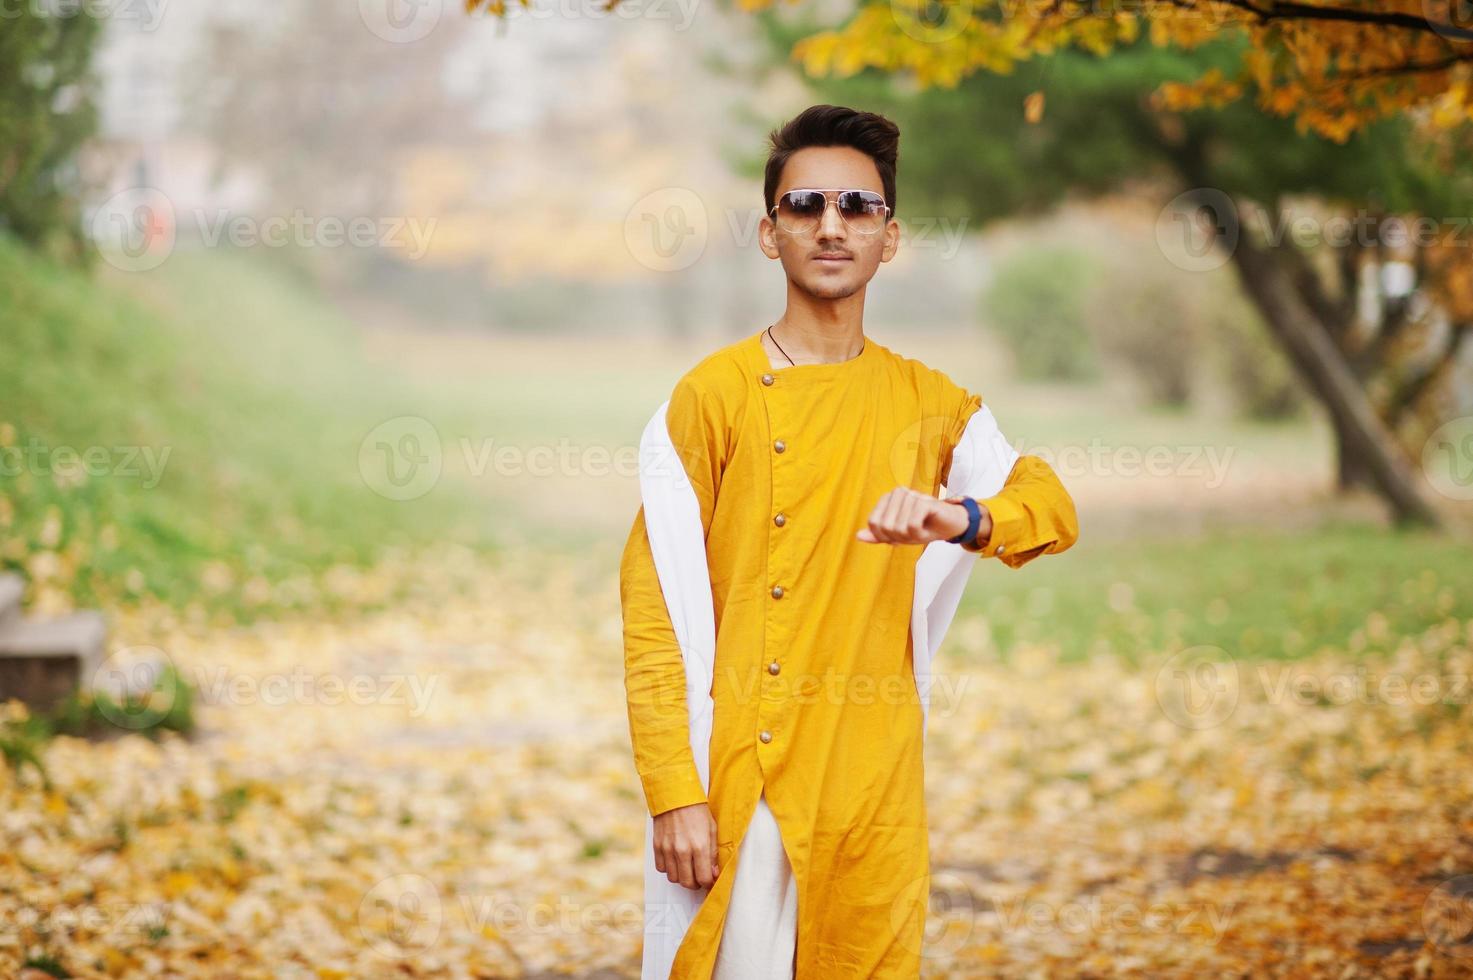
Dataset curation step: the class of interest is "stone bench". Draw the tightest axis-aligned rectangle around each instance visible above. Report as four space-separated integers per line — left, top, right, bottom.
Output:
0 573 106 712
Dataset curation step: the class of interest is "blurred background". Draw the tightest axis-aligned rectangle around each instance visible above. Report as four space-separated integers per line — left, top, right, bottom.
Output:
3 0 1473 976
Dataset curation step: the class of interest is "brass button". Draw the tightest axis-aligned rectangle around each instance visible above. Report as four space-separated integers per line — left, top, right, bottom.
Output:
773 439 786 453
761 373 775 386
773 513 786 527
759 730 773 743
768 661 780 675
995 545 1006 555
770 585 784 599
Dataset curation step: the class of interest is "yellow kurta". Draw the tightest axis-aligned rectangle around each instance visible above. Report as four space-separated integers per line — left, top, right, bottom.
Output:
620 329 1078 977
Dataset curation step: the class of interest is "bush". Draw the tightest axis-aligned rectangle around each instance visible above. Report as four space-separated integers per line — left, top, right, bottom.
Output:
0 9 101 262
1084 256 1204 408
982 245 1100 382
1206 278 1305 419
1082 244 1303 418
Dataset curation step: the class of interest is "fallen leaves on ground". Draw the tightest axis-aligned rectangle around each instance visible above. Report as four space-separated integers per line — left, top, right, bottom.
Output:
1 547 1471 978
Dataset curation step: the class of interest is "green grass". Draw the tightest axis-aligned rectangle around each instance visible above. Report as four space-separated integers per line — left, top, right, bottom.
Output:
4 233 1468 663
961 519 1472 663
0 237 495 621
0 662 199 787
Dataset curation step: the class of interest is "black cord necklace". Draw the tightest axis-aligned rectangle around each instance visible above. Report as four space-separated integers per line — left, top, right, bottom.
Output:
766 324 796 367
766 323 866 366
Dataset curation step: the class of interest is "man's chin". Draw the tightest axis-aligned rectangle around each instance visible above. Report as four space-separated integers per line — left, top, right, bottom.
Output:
796 274 864 300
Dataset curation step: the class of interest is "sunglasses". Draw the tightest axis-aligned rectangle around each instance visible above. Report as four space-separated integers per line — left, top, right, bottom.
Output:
769 188 892 236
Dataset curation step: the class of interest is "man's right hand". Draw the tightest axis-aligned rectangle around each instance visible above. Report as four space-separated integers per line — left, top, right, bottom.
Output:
653 801 720 890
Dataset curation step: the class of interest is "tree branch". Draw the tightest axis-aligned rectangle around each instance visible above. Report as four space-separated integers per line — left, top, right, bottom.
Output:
1387 320 1472 422
1207 0 1473 43
1273 235 1356 347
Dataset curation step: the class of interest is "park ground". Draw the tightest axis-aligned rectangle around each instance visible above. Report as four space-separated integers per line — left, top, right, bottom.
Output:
2 243 1471 977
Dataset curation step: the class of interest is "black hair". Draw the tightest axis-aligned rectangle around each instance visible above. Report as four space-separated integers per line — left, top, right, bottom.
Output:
763 104 900 220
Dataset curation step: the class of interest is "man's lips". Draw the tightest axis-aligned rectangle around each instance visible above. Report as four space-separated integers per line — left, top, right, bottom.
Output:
813 254 852 263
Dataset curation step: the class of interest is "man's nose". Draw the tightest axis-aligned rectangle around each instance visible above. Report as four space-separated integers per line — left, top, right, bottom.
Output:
817 198 847 239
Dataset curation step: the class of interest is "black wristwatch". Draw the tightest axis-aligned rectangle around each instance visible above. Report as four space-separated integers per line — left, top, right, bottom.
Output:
943 495 982 546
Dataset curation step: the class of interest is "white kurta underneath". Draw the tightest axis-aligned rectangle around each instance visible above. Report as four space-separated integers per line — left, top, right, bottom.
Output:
712 791 798 979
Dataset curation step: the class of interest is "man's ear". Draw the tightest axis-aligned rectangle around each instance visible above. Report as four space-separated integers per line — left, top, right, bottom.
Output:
879 218 900 264
758 214 781 260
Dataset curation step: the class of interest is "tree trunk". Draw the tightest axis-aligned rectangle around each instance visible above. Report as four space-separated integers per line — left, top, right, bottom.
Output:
1226 223 1441 527
1331 412 1375 491
1143 126 1442 525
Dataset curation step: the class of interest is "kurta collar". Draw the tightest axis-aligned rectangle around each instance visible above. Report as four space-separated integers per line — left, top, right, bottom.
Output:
743 328 880 385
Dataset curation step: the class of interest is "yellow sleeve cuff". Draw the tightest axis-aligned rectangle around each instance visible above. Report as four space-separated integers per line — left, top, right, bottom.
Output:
639 761 708 817
970 492 1027 558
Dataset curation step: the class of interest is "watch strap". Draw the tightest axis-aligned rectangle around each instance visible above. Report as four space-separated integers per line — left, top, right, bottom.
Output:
943 495 982 546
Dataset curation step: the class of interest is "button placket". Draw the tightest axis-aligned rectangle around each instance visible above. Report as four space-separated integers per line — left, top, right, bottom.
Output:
759 363 792 748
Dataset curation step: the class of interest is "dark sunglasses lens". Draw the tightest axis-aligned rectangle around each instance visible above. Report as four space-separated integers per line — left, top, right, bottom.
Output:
781 191 826 216
837 191 882 216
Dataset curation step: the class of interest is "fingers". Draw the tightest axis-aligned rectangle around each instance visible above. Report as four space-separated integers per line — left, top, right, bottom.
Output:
896 490 926 539
877 490 907 542
707 813 721 885
654 811 719 891
866 486 901 542
859 490 894 543
860 488 935 544
674 843 698 889
657 834 696 888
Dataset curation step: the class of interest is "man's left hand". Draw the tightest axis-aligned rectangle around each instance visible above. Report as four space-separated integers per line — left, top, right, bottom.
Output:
856 487 991 545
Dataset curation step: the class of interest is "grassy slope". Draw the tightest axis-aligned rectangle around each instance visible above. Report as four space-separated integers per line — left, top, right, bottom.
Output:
959 519 1472 664
3 234 1467 657
0 238 493 620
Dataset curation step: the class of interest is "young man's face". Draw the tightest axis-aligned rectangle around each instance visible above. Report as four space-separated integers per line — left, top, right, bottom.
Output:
760 145 899 301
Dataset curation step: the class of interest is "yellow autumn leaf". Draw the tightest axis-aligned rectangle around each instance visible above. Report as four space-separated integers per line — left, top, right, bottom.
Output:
1024 90 1045 124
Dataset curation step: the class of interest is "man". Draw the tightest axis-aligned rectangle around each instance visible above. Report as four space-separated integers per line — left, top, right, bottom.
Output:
620 104 1079 978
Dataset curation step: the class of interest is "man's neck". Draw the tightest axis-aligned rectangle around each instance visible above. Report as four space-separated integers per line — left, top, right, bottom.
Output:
763 315 865 367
